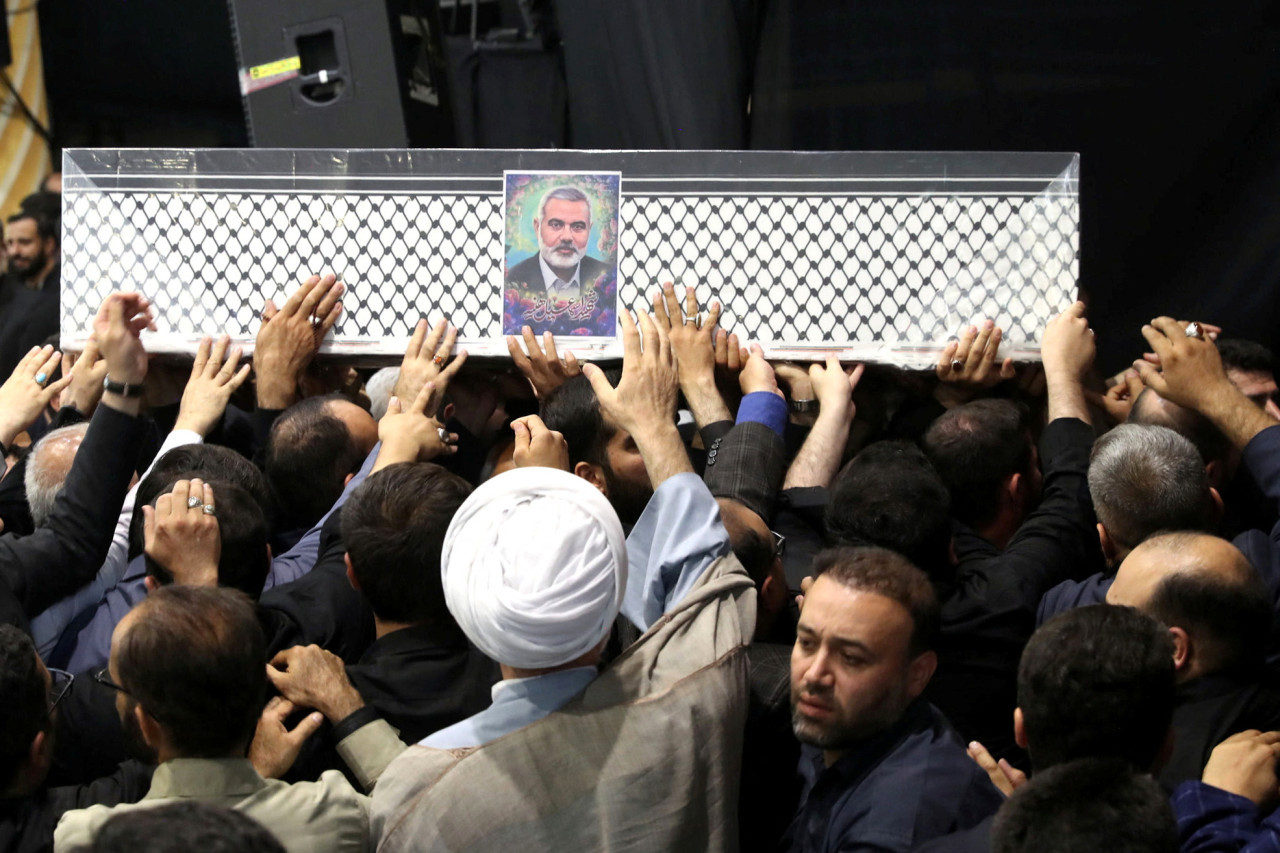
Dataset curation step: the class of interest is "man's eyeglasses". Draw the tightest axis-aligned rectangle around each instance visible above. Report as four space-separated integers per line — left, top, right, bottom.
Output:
771 530 787 559
48 667 73 711
94 668 130 697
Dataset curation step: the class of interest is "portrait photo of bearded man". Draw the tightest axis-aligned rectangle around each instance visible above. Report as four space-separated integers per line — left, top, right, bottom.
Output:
503 178 619 337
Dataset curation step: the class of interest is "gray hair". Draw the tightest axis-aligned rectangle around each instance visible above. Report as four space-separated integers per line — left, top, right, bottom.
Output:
365 366 400 421
24 422 90 528
1088 424 1213 551
537 186 591 224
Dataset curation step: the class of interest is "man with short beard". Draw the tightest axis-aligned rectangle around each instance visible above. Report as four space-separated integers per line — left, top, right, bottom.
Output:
783 546 1002 852
504 185 612 336
0 210 60 378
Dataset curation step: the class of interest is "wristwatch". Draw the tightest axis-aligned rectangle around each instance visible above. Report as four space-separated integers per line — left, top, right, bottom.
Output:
103 375 145 398
789 398 819 414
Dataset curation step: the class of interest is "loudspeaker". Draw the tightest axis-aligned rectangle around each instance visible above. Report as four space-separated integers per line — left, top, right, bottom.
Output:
226 0 455 147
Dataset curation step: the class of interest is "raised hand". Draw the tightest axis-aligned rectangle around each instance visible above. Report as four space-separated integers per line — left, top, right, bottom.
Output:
61 338 108 417
94 291 155 389
254 273 344 408
511 414 570 471
582 308 691 487
966 740 1027 797
173 335 252 436
807 357 865 423
372 380 457 473
935 319 1017 407
507 325 579 399
396 317 468 408
1040 301 1095 423
653 282 730 428
143 478 220 588
0 345 72 446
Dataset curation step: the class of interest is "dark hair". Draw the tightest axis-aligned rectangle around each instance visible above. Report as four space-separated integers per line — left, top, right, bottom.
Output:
825 441 952 581
923 399 1034 529
1018 605 1175 772
87 801 285 853
0 626 46 787
6 207 56 243
265 396 367 531
992 758 1177 853
813 546 940 656
129 445 272 561
1144 544 1271 674
1087 424 1215 552
1129 388 1230 466
342 462 473 626
114 586 265 758
144 481 270 599
1216 337 1275 375
539 372 621 469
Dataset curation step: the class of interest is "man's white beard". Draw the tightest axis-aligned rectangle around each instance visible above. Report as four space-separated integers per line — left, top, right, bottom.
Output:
541 243 585 272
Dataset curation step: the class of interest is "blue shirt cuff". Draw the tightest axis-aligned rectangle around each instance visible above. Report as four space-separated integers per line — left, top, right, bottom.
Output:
736 391 788 438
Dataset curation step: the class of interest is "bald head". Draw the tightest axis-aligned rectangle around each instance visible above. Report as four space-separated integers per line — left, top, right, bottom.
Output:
1108 532 1269 678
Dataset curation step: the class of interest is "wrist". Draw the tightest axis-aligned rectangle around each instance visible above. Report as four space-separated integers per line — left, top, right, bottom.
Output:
102 390 143 417
322 686 366 723
256 380 296 410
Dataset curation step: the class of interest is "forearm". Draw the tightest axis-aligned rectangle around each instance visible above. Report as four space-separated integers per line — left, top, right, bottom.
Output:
680 377 732 432
635 422 695 489
783 413 850 489
1045 372 1091 424
1201 384 1278 452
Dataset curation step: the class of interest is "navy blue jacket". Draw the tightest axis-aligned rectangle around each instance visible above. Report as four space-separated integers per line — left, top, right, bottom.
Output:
782 700 1003 852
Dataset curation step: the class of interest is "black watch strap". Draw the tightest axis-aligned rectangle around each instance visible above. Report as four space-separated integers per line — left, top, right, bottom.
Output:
103 375 145 398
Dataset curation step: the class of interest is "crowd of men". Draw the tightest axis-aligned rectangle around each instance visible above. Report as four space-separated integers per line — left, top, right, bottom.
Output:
3 179 1280 851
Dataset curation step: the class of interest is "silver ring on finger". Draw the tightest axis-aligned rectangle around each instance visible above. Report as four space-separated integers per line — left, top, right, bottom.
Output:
950 359 965 372
437 427 451 444
1185 322 1204 340
202 505 216 516
187 496 203 509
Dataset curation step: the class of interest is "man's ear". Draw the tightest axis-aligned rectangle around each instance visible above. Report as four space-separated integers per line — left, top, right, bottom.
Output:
760 563 787 616
1205 460 1225 491
1169 626 1191 673
344 472 355 488
344 552 361 592
28 729 52 776
1098 523 1120 565
1013 707 1028 750
574 461 608 497
948 537 958 567
143 575 160 594
1208 487 1225 525
136 704 164 751
906 651 938 699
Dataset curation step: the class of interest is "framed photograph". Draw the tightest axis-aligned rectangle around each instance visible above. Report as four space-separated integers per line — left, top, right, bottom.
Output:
502 171 621 337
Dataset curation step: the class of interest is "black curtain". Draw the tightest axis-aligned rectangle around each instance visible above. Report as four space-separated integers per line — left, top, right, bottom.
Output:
751 0 1280 372
552 0 758 149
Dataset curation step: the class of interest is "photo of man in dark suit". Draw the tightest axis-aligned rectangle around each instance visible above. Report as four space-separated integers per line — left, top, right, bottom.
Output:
504 182 617 337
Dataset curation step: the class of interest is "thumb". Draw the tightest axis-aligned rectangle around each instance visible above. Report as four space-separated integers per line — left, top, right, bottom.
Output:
385 396 402 417
581 363 612 401
1125 369 1145 400
288 711 326 744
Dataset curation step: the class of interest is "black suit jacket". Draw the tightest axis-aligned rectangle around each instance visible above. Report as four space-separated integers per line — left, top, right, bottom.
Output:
0 405 148 631
505 253 608 289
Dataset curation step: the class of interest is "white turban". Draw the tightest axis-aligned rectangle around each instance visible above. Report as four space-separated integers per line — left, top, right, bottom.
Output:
441 467 628 670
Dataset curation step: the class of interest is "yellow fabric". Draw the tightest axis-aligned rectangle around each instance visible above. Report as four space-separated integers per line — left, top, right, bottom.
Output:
0 0 51 219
